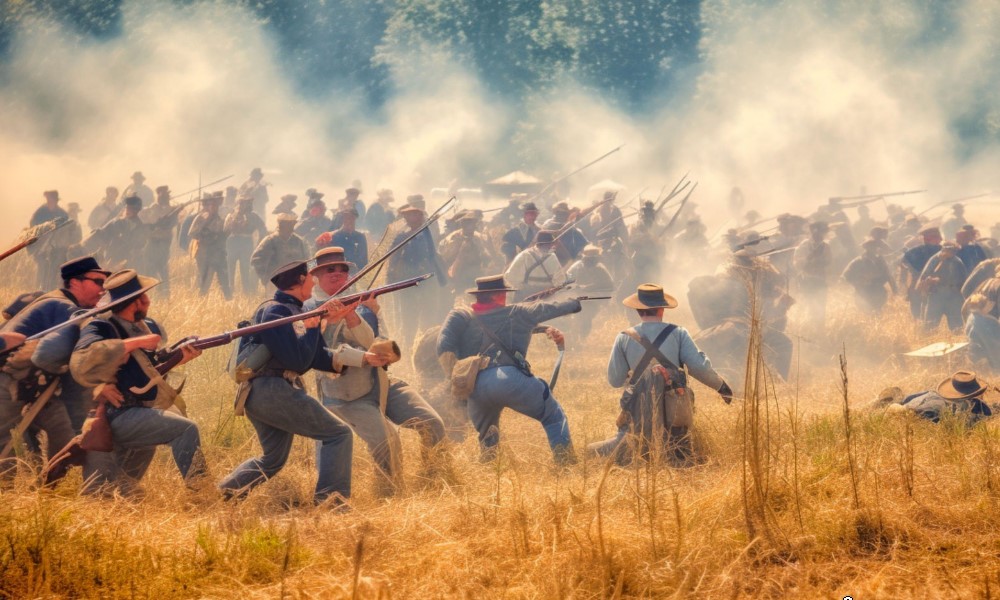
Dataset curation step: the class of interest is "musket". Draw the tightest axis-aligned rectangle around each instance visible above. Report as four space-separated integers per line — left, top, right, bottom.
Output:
333 197 456 295
828 189 926 202
523 144 625 205
552 196 614 243
171 174 233 201
0 218 73 264
152 197 202 229
654 172 691 214
0 295 138 361
595 210 639 238
657 182 698 237
916 192 993 217
523 279 576 303
836 196 887 210
150 274 433 377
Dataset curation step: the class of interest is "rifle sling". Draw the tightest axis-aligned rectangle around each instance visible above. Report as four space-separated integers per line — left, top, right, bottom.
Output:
469 312 532 376
622 325 678 387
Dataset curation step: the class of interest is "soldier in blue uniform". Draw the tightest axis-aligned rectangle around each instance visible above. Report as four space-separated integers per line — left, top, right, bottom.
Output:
436 275 581 465
0 256 111 477
386 204 447 349
317 207 368 270
70 269 206 494
902 226 943 320
296 196 333 253
500 202 540 265
218 261 390 507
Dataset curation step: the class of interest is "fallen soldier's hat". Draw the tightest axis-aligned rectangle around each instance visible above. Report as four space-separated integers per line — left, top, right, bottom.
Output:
937 370 988 400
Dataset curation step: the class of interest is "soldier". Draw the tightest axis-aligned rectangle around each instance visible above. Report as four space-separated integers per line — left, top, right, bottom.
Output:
942 203 968 241
628 201 662 283
318 207 368 270
956 226 990 272
69 270 207 494
673 217 710 261
440 211 498 299
851 203 877 243
543 202 588 264
84 195 145 270
386 204 448 349
271 193 298 218
585 192 628 244
565 245 614 342
965 294 1000 373
490 194 527 230
883 371 992 426
588 284 733 466
251 213 310 290
122 171 154 208
88 186 120 231
918 241 968 331
437 275 581 464
138 186 177 298
224 196 269 295
365 189 396 238
505 230 566 301
189 192 231 299
296 196 332 253
963 257 1000 298
500 201 540 265
238 167 269 218
0 256 111 477
901 226 943 319
890 215 923 252
28 190 70 287
842 238 897 313
300 188 325 219
219 261 389 506
305 248 447 495
221 185 238 218
330 187 367 231
793 221 833 326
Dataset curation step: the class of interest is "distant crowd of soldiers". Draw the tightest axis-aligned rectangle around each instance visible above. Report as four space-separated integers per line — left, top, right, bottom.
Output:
4 170 1000 505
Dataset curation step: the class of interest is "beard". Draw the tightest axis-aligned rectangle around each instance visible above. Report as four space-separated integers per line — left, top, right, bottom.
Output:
133 310 147 321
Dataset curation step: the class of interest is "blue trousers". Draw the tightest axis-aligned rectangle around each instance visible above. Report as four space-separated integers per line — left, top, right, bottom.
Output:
219 377 353 503
468 366 573 462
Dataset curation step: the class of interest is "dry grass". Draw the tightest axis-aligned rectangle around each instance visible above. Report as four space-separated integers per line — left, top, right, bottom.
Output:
2 252 1000 598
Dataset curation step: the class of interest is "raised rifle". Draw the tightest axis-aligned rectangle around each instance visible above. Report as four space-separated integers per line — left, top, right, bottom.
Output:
657 182 698 237
916 192 993 217
150 274 434 376
654 172 691 214
828 189 925 203
522 279 576 303
552 196 615 244
523 144 624 206
0 218 73 264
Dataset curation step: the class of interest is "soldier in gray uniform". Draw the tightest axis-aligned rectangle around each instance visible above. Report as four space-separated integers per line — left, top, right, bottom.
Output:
589 284 733 466
84 195 146 270
238 167 269 218
305 247 447 495
793 221 833 326
189 192 231 299
251 213 310 290
224 196 269 295
918 241 968 331
437 275 581 464
122 171 154 208
842 238 897 313
138 186 177 298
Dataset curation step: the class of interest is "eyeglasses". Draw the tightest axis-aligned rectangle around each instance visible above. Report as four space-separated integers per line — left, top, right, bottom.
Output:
322 266 349 274
79 276 107 286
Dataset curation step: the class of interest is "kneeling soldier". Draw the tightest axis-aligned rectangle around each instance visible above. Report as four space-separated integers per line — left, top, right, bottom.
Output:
306 247 447 495
437 275 581 464
589 284 733 466
218 260 390 507
70 270 207 494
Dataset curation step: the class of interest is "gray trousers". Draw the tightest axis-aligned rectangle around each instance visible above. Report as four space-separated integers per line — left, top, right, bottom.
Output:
322 378 445 486
82 405 204 495
197 250 232 299
219 376 353 503
0 374 76 476
227 236 257 295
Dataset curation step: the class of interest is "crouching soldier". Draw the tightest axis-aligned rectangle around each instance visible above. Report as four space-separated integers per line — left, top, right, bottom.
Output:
306 247 448 496
70 270 207 495
218 260 391 507
437 275 581 465
588 284 734 467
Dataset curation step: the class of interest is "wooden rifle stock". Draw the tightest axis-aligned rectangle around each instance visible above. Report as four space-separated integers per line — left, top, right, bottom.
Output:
0 237 37 263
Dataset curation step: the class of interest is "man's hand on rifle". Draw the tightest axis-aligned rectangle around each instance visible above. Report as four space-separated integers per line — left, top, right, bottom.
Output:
176 343 202 366
0 332 26 351
123 334 161 355
317 298 362 328
361 297 380 314
95 383 124 408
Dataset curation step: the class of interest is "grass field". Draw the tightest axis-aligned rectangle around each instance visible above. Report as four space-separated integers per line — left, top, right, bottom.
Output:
1 251 998 599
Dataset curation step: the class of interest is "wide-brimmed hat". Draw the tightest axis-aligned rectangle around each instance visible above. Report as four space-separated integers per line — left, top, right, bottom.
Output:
918 226 941 237
520 202 539 212
398 204 424 215
131 171 145 181
456 210 478 223
622 283 678 310
861 238 891 253
937 370 989 400
43 190 59 200
155 185 169 194
345 187 360 196
306 197 326 209
309 246 354 274
338 206 360 217
305 188 324 200
281 194 297 202
582 244 602 257
551 201 570 213
102 269 160 306
534 230 557 245
123 195 143 208
60 256 111 280
376 188 394 201
276 212 298 223
466 274 517 295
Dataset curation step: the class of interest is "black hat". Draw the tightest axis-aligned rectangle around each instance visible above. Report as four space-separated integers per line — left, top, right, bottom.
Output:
155 185 169 194
60 256 111 281
306 196 326 209
337 206 360 217
123 195 142 208
102 269 159 305
466 275 517 295
3 291 44 320
271 261 309 290
521 202 539 212
534 230 556 245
